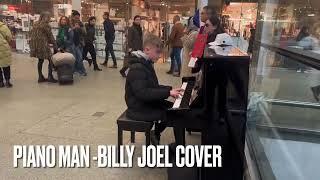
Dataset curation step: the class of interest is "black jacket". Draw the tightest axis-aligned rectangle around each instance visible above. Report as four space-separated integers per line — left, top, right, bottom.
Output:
103 18 115 41
125 56 172 121
85 23 96 44
128 24 143 51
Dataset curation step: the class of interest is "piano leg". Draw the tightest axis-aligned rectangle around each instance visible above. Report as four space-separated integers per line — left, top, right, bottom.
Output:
173 127 186 145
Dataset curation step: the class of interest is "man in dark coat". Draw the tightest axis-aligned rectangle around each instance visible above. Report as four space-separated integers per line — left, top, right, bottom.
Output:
83 16 102 71
120 15 143 77
125 34 183 144
101 12 117 68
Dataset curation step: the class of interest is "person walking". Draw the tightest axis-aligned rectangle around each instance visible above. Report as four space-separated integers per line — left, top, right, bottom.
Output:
29 11 58 83
69 10 87 76
0 21 13 88
71 20 87 76
83 16 101 71
120 15 143 77
167 15 184 77
101 12 117 68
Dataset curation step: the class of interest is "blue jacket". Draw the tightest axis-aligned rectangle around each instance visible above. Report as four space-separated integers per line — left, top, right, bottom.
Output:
103 18 115 41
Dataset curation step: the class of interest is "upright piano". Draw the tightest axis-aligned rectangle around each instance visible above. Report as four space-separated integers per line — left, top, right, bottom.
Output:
167 45 250 180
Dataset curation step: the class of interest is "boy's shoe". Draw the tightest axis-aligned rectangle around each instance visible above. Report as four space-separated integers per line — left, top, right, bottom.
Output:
0 81 4 88
5 81 13 88
38 76 47 83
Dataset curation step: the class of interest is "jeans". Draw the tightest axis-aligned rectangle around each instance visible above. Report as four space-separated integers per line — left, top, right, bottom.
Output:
71 45 86 74
170 47 182 73
83 43 99 69
105 40 117 66
0 66 10 82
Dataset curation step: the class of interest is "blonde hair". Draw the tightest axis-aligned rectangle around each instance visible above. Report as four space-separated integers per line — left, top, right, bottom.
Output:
143 33 163 49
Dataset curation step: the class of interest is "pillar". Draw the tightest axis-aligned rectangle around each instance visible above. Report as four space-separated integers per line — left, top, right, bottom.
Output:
72 0 81 14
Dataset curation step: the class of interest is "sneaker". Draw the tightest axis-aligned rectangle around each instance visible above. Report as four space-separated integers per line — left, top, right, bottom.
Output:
173 72 180 77
0 81 4 88
311 87 320 102
47 78 58 83
94 67 102 71
38 76 47 83
5 82 13 88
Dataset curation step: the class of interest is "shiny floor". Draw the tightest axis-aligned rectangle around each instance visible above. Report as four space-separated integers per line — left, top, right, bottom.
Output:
0 53 200 180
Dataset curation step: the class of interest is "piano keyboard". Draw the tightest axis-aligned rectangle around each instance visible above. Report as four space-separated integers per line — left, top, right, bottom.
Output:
172 82 188 109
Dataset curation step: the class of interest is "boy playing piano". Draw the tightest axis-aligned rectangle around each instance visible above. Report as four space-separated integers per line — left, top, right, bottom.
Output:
125 34 183 145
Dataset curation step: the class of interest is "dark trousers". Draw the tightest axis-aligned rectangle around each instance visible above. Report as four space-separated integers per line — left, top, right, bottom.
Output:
169 47 182 73
38 58 54 79
105 40 117 65
0 66 11 82
83 43 99 68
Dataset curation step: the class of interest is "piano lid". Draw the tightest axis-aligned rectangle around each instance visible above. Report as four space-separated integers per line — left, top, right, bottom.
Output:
204 45 249 58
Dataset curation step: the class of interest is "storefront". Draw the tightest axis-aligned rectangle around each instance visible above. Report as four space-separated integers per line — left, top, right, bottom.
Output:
0 0 196 59
222 1 258 51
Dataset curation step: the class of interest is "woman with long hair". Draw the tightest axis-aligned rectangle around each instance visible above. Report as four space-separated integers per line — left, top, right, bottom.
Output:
29 11 58 83
56 16 72 51
204 14 225 43
180 16 198 77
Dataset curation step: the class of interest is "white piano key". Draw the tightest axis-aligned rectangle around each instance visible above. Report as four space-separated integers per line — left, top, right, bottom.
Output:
172 82 188 109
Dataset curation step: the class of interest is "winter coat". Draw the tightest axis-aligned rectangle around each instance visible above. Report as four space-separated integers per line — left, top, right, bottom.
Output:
85 23 96 44
128 24 143 51
0 22 12 68
181 30 198 77
103 18 115 42
29 21 57 60
56 26 73 50
125 51 172 121
168 22 185 48
73 26 86 47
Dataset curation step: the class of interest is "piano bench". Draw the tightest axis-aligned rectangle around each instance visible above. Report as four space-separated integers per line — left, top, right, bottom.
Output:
117 111 154 159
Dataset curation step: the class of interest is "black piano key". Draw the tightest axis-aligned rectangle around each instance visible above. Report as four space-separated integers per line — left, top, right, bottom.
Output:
180 82 195 109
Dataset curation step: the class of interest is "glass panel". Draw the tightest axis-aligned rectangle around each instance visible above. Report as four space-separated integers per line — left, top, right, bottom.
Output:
247 0 320 179
222 0 258 53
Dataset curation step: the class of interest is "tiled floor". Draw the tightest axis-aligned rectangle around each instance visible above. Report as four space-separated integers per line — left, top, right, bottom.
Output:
0 53 201 180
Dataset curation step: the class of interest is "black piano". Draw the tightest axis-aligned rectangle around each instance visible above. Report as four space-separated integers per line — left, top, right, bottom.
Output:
167 45 250 180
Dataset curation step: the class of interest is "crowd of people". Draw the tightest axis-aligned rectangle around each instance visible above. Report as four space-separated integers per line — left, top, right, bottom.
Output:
1 6 318 103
